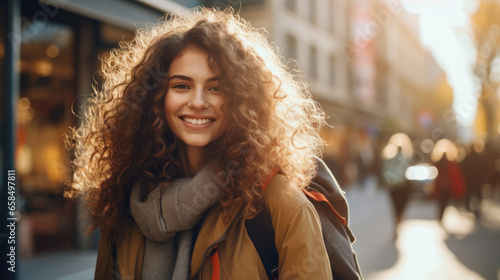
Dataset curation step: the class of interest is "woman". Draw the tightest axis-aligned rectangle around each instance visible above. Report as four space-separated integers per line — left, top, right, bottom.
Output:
66 7 332 279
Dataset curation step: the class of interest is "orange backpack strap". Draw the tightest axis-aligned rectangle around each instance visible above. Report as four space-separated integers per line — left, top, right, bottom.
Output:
302 189 347 226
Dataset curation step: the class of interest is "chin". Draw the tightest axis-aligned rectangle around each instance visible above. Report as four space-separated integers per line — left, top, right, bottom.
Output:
183 140 212 148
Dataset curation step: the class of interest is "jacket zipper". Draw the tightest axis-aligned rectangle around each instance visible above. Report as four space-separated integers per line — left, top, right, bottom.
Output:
191 206 244 280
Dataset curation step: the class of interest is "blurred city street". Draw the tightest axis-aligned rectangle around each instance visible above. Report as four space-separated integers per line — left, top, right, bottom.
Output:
18 177 500 280
348 178 500 280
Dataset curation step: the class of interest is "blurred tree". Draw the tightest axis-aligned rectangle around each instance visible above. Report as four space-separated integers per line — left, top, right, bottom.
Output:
470 0 500 142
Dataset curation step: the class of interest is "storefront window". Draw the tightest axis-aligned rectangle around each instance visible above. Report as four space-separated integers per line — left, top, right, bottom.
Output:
19 19 74 192
18 17 75 256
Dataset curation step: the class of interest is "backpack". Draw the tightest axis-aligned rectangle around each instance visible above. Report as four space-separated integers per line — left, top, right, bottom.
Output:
245 156 363 280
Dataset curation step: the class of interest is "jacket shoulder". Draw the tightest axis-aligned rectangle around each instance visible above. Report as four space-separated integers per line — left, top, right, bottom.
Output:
262 174 333 279
263 174 312 223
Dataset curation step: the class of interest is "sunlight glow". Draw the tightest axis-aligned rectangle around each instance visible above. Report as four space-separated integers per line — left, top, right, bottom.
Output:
369 220 484 280
402 0 477 139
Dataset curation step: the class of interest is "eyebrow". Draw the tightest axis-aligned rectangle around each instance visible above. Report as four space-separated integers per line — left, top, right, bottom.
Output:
168 75 220 83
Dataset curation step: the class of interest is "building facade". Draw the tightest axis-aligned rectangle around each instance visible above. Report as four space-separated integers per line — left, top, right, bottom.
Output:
368 0 454 155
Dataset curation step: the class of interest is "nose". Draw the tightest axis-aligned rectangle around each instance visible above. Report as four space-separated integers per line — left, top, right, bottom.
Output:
188 87 209 109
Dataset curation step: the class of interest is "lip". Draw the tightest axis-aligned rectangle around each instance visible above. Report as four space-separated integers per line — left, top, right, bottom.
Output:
178 114 216 130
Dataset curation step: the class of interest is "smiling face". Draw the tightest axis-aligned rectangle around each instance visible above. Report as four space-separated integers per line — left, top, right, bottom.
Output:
164 48 226 154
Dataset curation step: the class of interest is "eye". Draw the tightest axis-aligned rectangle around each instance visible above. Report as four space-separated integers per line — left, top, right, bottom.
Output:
173 84 190 90
208 86 219 92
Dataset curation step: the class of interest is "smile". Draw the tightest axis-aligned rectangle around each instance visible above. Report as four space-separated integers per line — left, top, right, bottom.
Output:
180 116 215 125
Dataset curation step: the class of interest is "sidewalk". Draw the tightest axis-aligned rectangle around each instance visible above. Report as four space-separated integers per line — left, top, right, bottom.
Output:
343 177 396 272
344 176 391 227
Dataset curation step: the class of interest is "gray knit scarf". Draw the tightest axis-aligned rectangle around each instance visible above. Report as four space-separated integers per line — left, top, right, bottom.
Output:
130 166 223 280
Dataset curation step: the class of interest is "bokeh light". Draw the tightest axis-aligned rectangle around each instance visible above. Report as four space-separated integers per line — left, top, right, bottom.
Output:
46 44 60 58
35 60 53 76
420 139 435 154
405 164 438 180
430 139 458 162
386 133 414 158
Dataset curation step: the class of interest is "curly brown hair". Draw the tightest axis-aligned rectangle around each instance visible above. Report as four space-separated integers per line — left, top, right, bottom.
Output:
65 7 325 234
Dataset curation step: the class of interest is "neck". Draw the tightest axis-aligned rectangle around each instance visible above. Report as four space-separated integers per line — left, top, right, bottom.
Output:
180 144 205 177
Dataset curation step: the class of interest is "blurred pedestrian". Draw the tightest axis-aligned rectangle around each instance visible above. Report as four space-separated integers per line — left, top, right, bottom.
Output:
433 152 466 222
357 134 375 188
461 141 486 218
373 137 387 190
484 142 500 198
381 145 412 238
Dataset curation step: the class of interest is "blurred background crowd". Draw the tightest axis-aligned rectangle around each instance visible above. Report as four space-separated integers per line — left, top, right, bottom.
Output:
1 0 500 279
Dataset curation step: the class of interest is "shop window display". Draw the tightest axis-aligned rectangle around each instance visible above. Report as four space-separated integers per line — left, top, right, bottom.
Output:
17 19 75 257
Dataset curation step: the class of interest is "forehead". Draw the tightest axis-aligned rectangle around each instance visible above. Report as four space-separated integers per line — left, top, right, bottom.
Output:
169 48 217 77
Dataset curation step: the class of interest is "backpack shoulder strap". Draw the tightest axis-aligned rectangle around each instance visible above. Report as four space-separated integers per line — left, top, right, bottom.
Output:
245 170 280 280
301 188 346 226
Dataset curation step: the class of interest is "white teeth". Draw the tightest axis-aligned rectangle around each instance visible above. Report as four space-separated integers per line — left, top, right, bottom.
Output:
183 117 213 125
